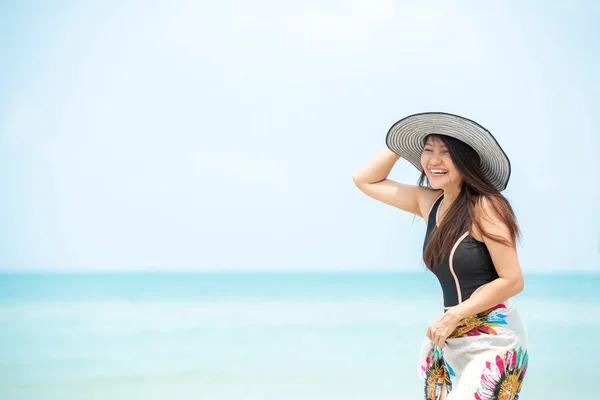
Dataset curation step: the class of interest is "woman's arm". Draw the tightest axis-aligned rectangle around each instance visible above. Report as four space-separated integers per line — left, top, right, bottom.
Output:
353 149 436 216
353 148 401 184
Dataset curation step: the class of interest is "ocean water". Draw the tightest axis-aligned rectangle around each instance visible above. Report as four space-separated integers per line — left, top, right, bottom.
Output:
0 271 598 400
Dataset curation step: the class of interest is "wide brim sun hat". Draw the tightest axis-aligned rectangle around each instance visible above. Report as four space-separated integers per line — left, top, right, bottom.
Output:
385 112 511 192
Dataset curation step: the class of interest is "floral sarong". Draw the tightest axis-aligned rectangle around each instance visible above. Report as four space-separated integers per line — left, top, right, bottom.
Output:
418 300 528 400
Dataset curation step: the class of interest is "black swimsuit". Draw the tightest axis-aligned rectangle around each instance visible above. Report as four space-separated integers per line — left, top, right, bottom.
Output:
423 194 499 308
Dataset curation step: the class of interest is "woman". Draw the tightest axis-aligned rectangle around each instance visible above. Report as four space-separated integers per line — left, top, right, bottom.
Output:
353 113 528 400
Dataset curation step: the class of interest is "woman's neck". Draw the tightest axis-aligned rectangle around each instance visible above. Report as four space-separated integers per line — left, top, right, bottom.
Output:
441 186 461 208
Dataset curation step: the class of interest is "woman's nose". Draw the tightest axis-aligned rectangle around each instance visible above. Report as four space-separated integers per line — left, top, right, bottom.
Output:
429 154 442 164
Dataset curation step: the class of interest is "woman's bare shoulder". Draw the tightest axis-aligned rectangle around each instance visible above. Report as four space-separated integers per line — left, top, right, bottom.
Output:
418 188 444 225
471 195 509 242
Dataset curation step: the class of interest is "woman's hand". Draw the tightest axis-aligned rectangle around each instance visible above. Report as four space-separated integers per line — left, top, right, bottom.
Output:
426 311 463 348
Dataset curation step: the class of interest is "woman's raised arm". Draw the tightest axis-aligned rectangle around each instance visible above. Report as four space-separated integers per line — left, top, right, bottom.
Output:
353 149 435 218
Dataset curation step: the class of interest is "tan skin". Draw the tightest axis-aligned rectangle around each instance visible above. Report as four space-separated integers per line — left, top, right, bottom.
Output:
353 137 525 352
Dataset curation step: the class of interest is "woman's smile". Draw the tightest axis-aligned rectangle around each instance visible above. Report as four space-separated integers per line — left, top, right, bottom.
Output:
428 168 448 177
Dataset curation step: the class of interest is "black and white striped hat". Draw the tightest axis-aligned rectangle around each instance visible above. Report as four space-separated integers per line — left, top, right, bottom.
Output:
385 112 511 191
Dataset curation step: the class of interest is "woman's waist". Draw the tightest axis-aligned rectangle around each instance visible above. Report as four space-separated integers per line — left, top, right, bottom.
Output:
437 277 498 309
445 299 524 339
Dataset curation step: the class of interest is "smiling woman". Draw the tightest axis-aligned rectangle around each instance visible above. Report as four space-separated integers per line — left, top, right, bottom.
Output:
353 112 528 400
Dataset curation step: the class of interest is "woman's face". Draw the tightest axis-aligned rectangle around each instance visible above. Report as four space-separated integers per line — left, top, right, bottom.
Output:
420 136 463 190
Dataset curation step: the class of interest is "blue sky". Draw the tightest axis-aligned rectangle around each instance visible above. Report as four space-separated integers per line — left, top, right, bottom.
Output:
1 0 599 272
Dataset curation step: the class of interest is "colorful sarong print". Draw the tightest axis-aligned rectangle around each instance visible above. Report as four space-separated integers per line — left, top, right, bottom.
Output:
418 300 528 400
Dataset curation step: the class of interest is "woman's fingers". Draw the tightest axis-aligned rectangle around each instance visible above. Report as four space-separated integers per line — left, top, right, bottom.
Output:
427 322 450 348
433 328 446 348
440 331 449 348
427 314 457 349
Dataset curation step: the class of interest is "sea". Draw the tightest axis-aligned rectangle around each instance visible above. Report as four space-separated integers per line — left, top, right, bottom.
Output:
0 271 598 400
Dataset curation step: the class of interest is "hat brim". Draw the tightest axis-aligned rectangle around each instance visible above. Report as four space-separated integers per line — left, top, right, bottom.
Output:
385 112 511 191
